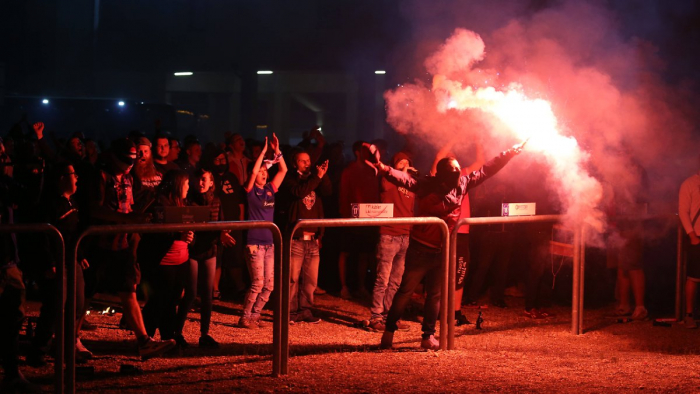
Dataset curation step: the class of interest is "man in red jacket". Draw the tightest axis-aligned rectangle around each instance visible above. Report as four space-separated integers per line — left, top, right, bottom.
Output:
369 141 526 350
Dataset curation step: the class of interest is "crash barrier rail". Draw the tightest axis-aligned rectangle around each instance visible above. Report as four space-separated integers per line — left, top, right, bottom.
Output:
282 218 450 372
0 224 65 393
452 214 682 342
71 221 283 394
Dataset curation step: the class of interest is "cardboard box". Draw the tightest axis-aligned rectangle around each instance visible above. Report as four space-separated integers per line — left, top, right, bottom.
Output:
351 203 394 218
501 202 536 217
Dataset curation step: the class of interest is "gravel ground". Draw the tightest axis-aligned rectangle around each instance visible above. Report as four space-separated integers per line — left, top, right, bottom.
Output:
16 293 700 393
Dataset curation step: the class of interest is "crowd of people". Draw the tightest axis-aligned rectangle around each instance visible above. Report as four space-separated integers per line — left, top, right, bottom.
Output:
0 118 696 392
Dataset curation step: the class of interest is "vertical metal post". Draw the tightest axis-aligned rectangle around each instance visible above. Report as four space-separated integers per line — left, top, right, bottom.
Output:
676 223 685 321
439 233 450 351
272 232 283 377
447 229 457 350
67 243 77 394
56 245 65 394
571 226 581 335
578 226 585 335
281 232 290 375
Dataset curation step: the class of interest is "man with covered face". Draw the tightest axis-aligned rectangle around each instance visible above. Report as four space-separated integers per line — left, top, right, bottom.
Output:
368 140 526 350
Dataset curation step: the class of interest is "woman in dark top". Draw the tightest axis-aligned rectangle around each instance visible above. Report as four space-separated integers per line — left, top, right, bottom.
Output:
181 168 222 348
140 170 194 345
239 134 286 328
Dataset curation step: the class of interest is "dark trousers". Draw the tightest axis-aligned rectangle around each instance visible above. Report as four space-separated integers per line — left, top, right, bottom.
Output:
468 231 513 302
33 266 85 352
525 231 553 310
143 263 188 340
385 242 443 339
0 266 25 379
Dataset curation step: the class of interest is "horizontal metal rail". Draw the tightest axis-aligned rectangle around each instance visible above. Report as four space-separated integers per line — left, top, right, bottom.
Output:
284 217 449 372
0 224 65 394
451 215 566 344
72 221 283 392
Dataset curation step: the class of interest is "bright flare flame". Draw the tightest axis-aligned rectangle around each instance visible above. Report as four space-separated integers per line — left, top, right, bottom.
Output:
432 75 604 233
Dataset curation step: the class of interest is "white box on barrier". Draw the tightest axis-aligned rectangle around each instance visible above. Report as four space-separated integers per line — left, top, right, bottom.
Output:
351 203 394 218
501 202 536 217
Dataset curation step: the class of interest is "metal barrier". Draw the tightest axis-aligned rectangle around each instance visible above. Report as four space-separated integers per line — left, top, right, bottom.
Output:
450 215 569 343
451 214 683 341
281 217 450 373
0 224 65 393
71 221 283 393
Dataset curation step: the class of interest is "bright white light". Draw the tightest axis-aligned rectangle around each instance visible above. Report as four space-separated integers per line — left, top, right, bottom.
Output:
257 70 273 75
118 101 125 107
174 72 193 76
42 99 49 104
375 70 386 75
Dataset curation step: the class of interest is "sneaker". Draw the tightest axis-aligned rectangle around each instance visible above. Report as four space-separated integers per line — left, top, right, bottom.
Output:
684 315 698 329
237 317 255 329
380 331 394 350
631 306 648 321
420 335 440 351
314 287 327 295
0 371 40 393
367 319 385 332
174 334 189 349
611 306 632 317
199 334 220 348
524 308 545 319
302 315 321 324
76 338 93 360
138 337 177 360
340 286 352 300
254 317 266 328
455 312 471 326
395 320 410 331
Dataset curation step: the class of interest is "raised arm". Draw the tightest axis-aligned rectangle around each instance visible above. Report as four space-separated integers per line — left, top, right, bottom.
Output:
245 136 267 192
269 133 288 190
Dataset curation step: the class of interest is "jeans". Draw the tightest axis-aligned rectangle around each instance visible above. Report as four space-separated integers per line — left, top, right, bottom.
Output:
181 256 216 336
385 242 443 339
371 234 409 320
290 240 320 320
243 244 275 319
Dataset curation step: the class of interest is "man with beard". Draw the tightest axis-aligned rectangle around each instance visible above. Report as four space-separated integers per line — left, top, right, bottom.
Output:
89 138 176 359
153 134 180 174
368 140 526 350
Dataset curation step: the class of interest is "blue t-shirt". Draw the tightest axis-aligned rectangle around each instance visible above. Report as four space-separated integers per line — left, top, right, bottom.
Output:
246 183 276 245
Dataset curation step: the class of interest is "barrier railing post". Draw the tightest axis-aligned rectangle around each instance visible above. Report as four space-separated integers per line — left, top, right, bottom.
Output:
272 229 284 377
447 229 458 350
571 225 583 335
285 218 449 364
73 221 282 388
676 223 684 321
0 224 65 393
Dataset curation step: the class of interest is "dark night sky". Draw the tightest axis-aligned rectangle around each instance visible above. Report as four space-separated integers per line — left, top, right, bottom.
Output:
1 0 699 101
